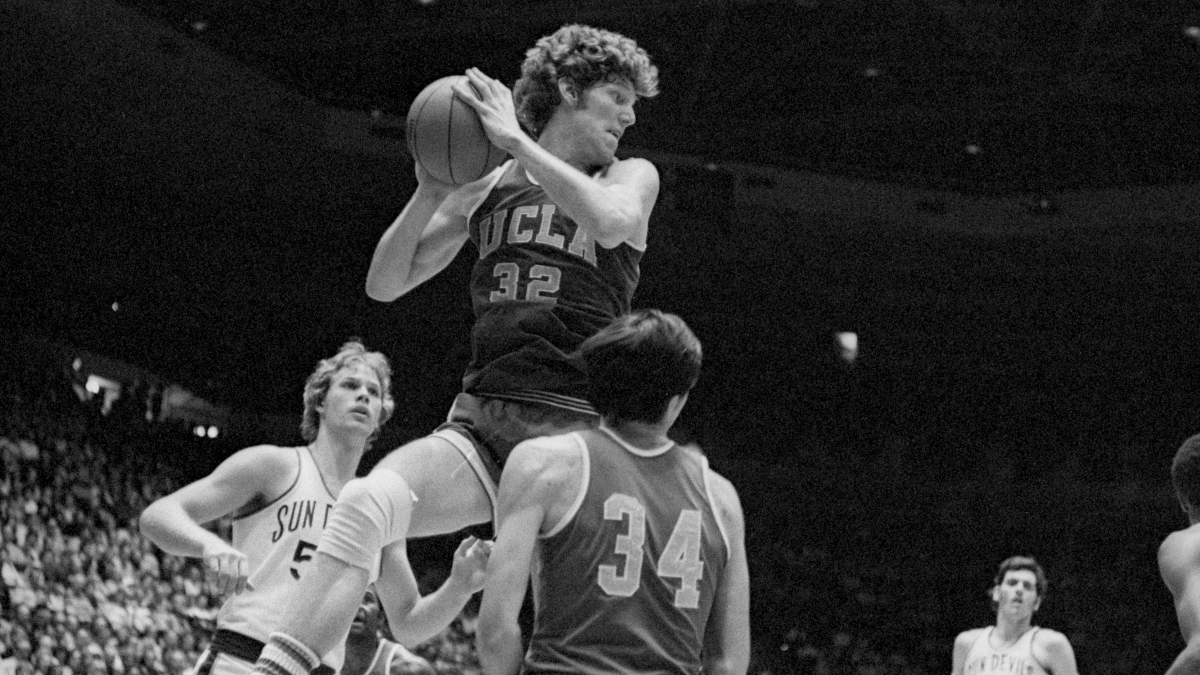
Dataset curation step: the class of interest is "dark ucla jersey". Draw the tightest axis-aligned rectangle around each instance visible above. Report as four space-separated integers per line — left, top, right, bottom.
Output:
523 428 729 675
462 160 643 407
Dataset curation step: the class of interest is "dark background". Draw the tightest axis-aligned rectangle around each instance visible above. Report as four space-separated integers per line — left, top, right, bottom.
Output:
5 0 1200 671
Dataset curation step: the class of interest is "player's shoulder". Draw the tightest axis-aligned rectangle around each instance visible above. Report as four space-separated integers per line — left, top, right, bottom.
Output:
1031 626 1072 648
506 433 584 484
604 156 659 185
1160 523 1200 568
222 444 298 475
953 627 987 648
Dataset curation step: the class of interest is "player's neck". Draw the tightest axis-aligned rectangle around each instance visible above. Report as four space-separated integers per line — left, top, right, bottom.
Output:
342 633 380 674
993 616 1032 643
601 419 672 450
537 125 600 174
310 428 368 482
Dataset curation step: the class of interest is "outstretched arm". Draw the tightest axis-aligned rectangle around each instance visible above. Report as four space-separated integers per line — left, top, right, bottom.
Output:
376 536 492 648
138 445 294 595
702 472 750 675
365 165 471 302
452 68 658 249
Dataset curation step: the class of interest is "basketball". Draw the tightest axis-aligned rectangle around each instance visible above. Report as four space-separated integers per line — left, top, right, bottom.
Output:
406 75 507 185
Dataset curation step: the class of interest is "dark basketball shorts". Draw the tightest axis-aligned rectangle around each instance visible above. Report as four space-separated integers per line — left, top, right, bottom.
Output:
432 392 598 518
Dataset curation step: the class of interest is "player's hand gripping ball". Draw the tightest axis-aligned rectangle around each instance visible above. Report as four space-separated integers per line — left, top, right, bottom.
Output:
406 75 507 185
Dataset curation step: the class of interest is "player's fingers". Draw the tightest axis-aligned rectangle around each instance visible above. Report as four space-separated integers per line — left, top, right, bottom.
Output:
455 535 478 557
218 556 235 595
234 556 248 595
205 555 222 589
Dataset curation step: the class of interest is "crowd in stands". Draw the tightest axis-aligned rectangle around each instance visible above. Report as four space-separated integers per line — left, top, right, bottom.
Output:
0 354 482 675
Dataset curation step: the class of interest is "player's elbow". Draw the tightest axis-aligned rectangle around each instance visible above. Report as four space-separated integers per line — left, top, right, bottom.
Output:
702 653 749 675
136 501 168 543
365 275 403 303
588 211 640 249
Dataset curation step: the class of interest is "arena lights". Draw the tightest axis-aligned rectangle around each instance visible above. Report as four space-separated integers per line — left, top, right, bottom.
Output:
193 425 220 438
836 332 858 365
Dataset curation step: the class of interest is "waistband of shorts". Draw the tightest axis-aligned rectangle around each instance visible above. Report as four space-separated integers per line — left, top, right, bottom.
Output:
210 630 336 674
479 390 598 415
210 629 264 662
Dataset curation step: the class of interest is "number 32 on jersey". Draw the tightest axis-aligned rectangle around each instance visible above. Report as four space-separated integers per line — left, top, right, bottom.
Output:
597 494 703 609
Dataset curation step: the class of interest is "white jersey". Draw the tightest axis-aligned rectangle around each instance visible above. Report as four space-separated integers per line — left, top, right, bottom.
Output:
215 446 378 671
963 627 1050 675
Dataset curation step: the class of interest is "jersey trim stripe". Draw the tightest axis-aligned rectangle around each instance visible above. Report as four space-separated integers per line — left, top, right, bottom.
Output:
486 390 598 415
542 433 590 539
306 446 337 501
702 456 733 565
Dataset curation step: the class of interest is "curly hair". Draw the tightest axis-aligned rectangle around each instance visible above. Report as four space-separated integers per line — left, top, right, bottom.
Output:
300 340 395 445
513 24 659 137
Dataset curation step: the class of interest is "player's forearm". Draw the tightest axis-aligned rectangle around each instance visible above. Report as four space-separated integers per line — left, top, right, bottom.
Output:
477 618 524 675
138 501 225 558
506 136 639 246
365 184 453 301
387 577 475 647
702 649 750 675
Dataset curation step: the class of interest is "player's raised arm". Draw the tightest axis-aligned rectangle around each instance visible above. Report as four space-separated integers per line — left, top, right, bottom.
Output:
365 165 471 302
451 24 660 250
138 445 296 595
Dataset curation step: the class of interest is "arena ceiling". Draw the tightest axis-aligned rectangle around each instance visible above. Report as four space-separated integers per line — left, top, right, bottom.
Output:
113 0 1200 194
6 0 1199 425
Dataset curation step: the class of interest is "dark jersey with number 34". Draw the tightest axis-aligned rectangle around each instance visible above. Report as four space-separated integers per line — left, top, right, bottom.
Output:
464 160 642 403
524 428 728 675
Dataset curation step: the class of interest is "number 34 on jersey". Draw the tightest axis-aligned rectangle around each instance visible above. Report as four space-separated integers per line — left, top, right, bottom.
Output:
598 494 705 610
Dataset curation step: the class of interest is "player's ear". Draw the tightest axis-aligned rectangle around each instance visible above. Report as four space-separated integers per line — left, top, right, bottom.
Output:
557 78 580 105
990 585 1000 604
1031 595 1041 612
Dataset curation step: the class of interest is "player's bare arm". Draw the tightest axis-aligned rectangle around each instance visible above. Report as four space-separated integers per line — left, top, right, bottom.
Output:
478 438 580 675
365 165 470 302
1032 629 1079 675
702 470 751 675
453 68 658 249
376 536 491 648
139 444 297 595
951 629 984 675
1161 529 1200 675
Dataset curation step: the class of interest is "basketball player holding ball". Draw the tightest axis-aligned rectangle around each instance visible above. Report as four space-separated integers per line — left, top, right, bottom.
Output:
249 24 660 675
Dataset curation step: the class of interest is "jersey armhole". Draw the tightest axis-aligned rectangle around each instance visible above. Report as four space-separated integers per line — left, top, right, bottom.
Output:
541 433 589 539
231 446 302 521
460 160 512 223
701 456 733 565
